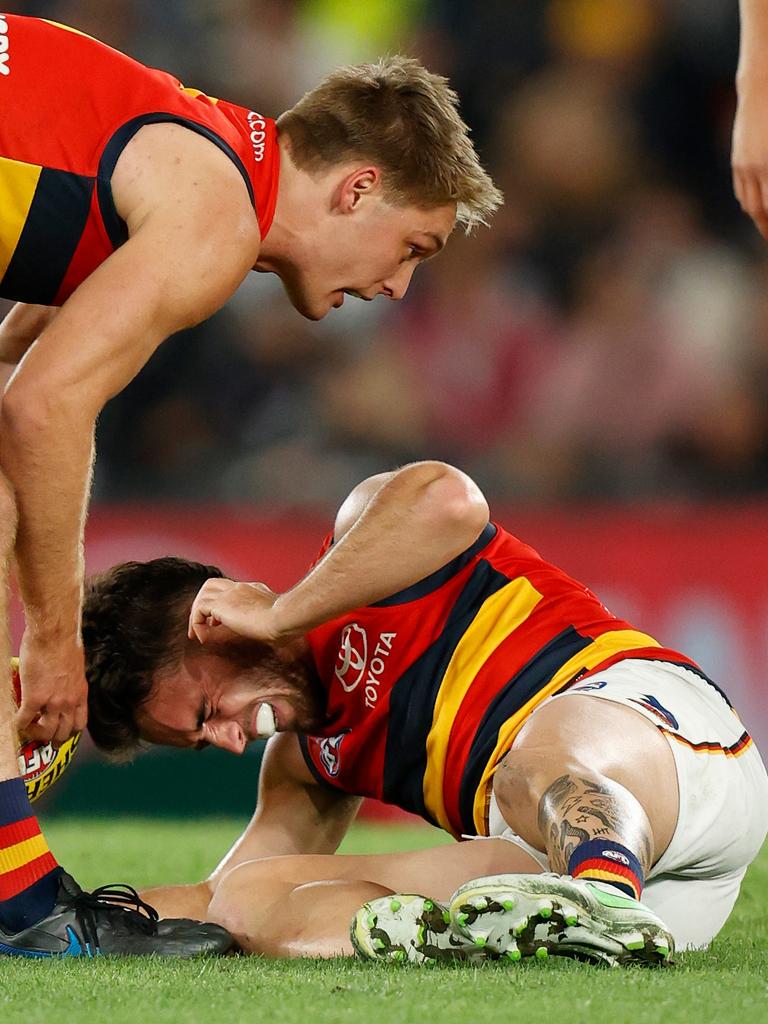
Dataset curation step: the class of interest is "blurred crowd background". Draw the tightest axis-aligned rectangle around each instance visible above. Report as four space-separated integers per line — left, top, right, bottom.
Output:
3 0 764 505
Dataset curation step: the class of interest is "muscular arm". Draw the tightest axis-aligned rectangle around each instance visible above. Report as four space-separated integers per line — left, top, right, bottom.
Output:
190 461 490 644
274 461 489 633
1 129 260 743
0 304 57 390
142 733 360 919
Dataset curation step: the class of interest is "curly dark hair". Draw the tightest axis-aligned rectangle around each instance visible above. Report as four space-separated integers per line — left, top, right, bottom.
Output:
82 557 224 758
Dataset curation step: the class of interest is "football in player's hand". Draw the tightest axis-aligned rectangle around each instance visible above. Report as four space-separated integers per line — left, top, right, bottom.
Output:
12 657 81 803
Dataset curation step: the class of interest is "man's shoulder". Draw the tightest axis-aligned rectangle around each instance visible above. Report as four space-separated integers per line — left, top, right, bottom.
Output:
114 122 260 246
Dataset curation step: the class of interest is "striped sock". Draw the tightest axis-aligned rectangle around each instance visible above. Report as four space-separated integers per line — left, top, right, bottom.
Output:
0 777 61 933
568 839 644 900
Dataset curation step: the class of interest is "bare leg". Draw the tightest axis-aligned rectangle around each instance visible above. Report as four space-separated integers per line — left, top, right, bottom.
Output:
210 870 391 957
492 694 679 872
208 836 540 956
538 772 653 876
140 881 213 921
0 474 18 781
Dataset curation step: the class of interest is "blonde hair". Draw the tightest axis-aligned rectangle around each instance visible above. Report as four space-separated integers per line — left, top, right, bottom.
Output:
278 56 502 232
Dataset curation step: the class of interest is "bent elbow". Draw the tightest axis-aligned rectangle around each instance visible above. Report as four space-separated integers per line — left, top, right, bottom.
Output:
410 463 490 547
1 379 54 437
1 377 94 441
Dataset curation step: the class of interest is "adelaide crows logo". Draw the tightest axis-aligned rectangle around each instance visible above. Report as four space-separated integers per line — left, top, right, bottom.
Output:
318 734 345 777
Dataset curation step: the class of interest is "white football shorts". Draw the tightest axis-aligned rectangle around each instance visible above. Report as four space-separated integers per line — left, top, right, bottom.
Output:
486 658 768 949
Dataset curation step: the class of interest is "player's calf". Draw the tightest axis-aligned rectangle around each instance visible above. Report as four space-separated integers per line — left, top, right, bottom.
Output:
209 857 392 957
538 771 653 887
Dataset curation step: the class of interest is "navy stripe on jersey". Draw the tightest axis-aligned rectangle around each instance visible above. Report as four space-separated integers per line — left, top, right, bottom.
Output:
0 168 94 304
457 626 593 833
382 557 511 822
297 734 338 791
97 113 256 249
373 523 498 608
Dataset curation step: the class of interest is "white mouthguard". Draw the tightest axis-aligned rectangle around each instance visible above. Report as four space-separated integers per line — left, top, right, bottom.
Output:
255 702 277 738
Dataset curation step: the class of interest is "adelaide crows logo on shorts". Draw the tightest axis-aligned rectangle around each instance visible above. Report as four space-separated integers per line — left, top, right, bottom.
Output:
629 694 679 730
318 734 345 777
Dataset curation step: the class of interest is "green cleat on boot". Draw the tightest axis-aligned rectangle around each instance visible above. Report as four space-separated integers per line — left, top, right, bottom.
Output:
351 893 483 965
449 873 674 967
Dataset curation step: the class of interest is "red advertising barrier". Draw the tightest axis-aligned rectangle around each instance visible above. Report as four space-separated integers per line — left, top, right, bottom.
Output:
11 502 767 801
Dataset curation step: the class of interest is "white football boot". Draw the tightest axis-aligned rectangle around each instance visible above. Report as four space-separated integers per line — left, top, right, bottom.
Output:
449 873 675 967
351 894 483 964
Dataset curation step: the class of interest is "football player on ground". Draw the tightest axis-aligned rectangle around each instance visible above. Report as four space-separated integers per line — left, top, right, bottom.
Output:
0 14 498 954
82 462 768 966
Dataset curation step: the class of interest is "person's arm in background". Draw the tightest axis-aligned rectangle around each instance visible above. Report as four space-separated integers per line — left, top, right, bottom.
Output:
141 733 361 919
733 0 768 237
188 461 490 645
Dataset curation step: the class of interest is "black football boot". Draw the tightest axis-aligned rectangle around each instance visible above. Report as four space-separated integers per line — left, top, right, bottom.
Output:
0 871 236 957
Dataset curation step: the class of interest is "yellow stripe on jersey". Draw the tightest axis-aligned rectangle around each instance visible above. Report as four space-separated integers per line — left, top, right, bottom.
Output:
423 578 543 832
0 157 42 280
181 86 220 105
472 628 662 833
0 833 49 874
40 19 98 40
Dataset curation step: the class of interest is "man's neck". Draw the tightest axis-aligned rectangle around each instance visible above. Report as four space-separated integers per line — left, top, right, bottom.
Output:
254 133 315 275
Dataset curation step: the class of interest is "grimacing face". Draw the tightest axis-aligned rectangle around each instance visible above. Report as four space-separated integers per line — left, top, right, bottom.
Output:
135 645 326 754
282 196 457 321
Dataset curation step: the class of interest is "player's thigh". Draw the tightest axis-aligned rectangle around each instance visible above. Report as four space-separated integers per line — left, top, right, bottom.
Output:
492 692 678 855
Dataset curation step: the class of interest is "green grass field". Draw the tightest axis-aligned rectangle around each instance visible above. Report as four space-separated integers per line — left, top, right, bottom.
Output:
1 818 766 1024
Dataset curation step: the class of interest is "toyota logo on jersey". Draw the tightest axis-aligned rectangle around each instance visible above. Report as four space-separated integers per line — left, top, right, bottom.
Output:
334 623 368 692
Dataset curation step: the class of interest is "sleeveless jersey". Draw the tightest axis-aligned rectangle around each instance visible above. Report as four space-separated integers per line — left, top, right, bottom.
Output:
0 15 279 305
300 522 701 838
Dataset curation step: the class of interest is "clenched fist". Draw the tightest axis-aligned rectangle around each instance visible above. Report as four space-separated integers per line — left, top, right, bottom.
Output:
188 577 287 646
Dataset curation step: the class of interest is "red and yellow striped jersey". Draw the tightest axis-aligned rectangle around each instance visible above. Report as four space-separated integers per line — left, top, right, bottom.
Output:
301 523 701 838
0 15 279 305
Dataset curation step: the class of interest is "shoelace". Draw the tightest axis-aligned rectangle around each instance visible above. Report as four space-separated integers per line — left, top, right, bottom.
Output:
70 882 160 950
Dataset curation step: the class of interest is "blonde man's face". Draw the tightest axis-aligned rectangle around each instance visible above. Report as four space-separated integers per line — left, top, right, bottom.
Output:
282 195 456 321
